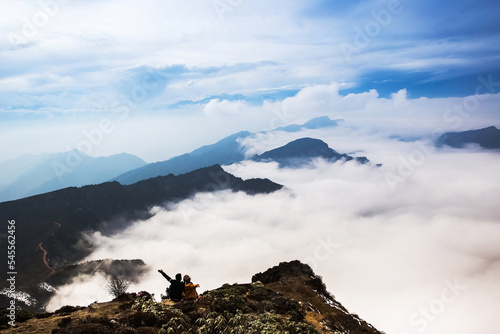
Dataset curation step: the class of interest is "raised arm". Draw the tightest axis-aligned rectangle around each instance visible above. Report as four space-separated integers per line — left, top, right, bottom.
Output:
158 269 172 282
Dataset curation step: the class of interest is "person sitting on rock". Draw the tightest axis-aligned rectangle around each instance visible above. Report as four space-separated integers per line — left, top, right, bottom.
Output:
158 269 185 302
182 274 200 300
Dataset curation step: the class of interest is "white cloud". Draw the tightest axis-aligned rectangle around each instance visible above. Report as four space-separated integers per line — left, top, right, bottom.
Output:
203 98 247 116
46 273 110 312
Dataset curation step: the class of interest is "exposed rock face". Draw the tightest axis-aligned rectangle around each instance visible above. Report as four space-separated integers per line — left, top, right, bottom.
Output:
253 261 382 334
252 260 315 284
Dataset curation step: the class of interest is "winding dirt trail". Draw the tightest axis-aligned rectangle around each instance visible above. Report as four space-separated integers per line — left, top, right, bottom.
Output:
35 222 61 277
38 242 56 276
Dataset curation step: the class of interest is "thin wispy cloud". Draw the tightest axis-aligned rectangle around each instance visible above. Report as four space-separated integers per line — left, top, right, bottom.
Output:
1 0 499 112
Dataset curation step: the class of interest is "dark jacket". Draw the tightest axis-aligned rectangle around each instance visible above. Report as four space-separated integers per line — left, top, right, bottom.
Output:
160 272 185 301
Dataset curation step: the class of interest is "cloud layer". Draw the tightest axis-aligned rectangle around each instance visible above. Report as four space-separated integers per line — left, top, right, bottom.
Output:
47 127 500 334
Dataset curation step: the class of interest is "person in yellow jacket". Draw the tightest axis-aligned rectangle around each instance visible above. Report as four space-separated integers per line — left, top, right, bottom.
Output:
182 275 200 300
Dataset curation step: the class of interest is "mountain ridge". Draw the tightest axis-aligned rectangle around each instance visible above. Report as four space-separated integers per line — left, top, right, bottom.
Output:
436 126 500 149
272 116 341 133
112 116 341 185
0 165 283 297
0 151 147 203
112 131 252 185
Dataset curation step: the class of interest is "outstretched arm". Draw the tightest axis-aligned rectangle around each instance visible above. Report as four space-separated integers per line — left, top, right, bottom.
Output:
158 269 172 282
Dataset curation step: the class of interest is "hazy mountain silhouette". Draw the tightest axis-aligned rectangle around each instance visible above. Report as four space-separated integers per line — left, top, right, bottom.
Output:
272 116 341 132
252 137 369 167
112 131 252 185
112 116 341 185
0 151 146 202
436 126 500 149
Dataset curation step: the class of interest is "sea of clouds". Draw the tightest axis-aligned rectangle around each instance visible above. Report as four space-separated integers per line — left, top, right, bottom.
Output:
46 122 500 334
41 82 500 333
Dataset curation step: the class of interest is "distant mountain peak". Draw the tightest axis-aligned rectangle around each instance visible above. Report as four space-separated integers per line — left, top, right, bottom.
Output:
436 126 500 149
252 137 369 167
303 116 338 128
254 138 335 159
0 151 147 203
272 115 341 133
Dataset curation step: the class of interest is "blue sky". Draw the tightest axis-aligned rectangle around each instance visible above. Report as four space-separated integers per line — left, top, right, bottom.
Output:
0 0 499 162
